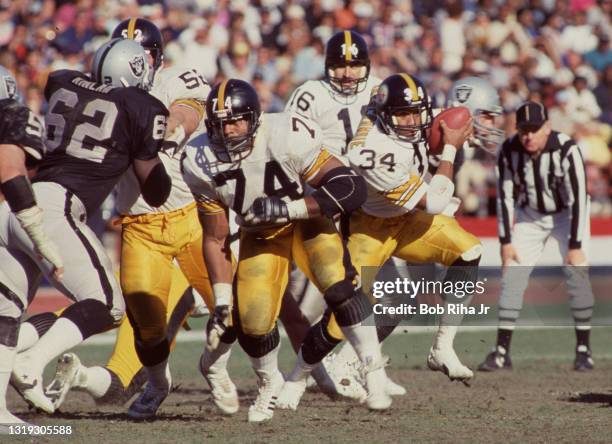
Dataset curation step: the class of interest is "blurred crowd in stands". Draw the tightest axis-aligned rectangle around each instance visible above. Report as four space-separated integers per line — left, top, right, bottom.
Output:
1 0 611 219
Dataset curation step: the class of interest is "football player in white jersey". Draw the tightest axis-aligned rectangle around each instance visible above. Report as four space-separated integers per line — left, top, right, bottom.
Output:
277 73 479 411
42 19 237 420
283 31 406 399
182 79 392 422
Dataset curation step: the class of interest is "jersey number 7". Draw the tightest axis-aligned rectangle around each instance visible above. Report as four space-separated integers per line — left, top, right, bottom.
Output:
213 160 300 214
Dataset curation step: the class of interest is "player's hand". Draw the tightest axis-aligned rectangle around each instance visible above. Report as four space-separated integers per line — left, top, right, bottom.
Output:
441 118 473 149
442 197 461 217
206 305 231 351
500 243 519 267
566 248 587 266
243 196 289 225
15 206 64 281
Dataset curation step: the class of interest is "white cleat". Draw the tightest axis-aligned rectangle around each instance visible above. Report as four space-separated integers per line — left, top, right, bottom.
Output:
365 366 392 411
45 353 83 409
11 357 54 414
427 346 474 385
202 370 239 415
247 371 284 423
313 353 367 402
276 379 307 410
385 376 407 396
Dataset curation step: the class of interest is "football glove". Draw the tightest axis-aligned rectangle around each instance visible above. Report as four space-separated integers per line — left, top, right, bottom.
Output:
243 196 289 225
206 305 231 351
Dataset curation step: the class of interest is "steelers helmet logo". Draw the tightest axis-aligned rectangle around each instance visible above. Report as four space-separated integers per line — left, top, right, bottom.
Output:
129 55 145 78
455 85 472 103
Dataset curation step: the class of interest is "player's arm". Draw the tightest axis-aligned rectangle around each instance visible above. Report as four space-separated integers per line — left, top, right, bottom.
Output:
0 101 63 279
199 207 233 350
163 99 206 152
418 119 471 214
132 157 171 207
564 143 589 265
244 152 367 225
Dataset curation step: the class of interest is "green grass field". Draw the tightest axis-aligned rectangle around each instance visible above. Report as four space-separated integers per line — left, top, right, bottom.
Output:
6 326 612 443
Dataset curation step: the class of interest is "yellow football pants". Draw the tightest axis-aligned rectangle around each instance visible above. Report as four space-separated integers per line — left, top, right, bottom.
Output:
106 266 191 387
237 217 350 336
120 203 213 344
326 209 481 339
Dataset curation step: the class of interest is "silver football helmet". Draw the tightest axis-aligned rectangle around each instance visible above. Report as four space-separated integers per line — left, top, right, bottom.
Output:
91 38 153 90
446 76 505 154
0 65 18 100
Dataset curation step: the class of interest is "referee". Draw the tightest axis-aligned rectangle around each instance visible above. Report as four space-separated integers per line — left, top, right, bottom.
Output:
479 101 595 372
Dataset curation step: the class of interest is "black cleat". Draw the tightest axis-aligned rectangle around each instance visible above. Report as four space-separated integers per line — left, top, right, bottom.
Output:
574 345 594 371
478 346 512 372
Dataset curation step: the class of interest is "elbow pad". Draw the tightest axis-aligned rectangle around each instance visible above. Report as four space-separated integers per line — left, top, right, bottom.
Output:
311 166 367 217
141 163 172 207
425 174 454 214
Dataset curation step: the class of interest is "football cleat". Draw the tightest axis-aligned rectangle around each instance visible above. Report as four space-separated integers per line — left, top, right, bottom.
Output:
313 353 367 402
127 384 169 420
200 367 239 415
428 346 474 384
11 356 54 414
336 351 404 398
276 379 307 411
574 345 594 371
362 357 392 411
477 346 513 372
384 377 407 396
247 371 284 423
45 353 84 409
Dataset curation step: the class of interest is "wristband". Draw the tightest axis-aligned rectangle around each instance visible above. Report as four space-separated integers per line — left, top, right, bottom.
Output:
212 283 233 307
441 144 457 163
285 198 309 220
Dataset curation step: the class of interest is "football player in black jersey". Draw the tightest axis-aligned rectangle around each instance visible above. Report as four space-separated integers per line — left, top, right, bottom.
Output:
1 39 172 414
0 65 64 428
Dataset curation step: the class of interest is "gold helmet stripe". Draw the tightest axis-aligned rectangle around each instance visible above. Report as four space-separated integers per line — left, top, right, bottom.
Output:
399 73 418 99
217 79 228 111
127 18 137 40
344 31 352 62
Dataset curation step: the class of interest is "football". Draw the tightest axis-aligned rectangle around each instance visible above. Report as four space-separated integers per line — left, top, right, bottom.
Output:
427 106 471 154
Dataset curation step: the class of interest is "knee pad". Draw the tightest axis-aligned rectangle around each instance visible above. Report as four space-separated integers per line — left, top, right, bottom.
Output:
301 310 341 365
125 293 167 344
325 280 372 327
24 312 58 337
0 315 20 347
135 337 170 367
237 324 280 358
61 299 115 339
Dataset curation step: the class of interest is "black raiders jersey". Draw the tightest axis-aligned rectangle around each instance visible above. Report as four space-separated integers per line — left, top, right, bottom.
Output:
33 70 168 215
0 98 45 168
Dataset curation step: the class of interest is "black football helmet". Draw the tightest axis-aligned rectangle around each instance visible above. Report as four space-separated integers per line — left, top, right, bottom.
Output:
111 18 164 73
325 30 370 95
205 79 262 163
374 73 433 143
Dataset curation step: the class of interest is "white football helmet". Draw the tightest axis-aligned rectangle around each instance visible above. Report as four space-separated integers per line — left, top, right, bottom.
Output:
91 38 153 90
447 76 505 154
0 65 18 100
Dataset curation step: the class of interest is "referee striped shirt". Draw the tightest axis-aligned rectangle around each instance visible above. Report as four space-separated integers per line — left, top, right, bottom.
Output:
496 131 588 249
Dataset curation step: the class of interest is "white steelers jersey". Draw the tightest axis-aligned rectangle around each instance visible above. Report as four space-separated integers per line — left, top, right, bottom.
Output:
285 75 381 160
182 112 334 228
116 66 210 216
347 117 430 218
